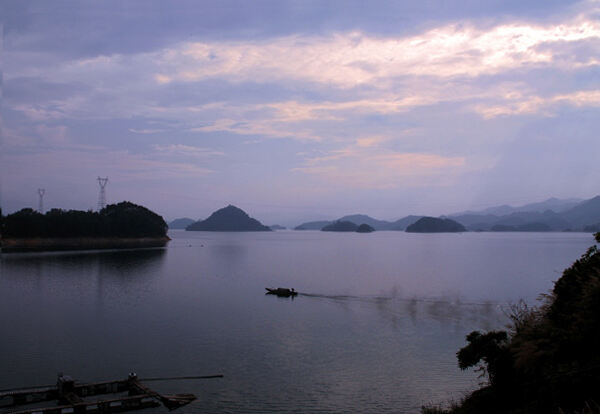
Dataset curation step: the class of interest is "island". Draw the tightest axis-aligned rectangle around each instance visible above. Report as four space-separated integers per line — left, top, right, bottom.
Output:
356 223 375 233
405 217 466 233
186 205 271 232
321 221 375 233
294 220 332 230
1 201 170 252
321 220 358 232
269 224 286 230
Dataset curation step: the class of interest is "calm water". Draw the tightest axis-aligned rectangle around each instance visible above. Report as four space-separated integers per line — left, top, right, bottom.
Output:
0 231 594 413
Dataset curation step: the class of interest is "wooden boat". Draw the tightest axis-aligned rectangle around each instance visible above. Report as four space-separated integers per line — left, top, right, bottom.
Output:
265 287 298 297
0 373 221 414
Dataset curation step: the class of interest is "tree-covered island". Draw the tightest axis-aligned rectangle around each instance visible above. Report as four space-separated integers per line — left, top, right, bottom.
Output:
186 205 271 231
0 201 169 252
406 217 466 233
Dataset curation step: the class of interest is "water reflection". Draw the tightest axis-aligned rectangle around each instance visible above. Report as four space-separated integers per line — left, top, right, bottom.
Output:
299 293 505 330
0 248 166 279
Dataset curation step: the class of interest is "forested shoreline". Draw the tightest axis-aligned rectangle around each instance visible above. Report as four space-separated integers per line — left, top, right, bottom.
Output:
0 202 169 252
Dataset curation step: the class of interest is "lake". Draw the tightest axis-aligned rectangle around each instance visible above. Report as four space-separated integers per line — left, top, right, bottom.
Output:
0 231 595 413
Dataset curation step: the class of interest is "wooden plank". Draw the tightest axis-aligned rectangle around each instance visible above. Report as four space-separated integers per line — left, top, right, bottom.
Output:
5 394 160 414
0 388 59 408
0 380 129 408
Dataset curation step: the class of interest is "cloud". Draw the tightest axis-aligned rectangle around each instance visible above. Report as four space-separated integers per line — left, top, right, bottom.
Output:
474 89 600 118
154 17 600 87
294 139 466 189
153 144 225 157
190 118 322 141
4 11 598 149
129 128 167 134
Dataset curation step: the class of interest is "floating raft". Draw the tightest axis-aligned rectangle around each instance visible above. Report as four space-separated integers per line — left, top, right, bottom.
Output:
0 373 218 414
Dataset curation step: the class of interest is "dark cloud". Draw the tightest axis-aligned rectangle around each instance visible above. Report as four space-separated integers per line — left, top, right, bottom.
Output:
3 0 583 60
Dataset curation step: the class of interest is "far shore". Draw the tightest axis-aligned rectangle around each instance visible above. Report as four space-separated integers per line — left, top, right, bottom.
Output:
0 236 170 253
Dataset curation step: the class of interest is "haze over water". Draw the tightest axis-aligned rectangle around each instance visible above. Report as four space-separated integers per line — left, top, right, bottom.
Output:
0 231 594 413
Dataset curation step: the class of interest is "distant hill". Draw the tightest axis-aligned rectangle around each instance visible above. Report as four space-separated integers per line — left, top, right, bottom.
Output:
389 215 423 230
584 223 600 232
168 218 195 229
294 220 332 230
452 211 569 232
290 196 600 233
452 197 584 217
295 214 421 231
493 211 570 230
561 196 600 228
451 196 600 231
321 221 358 232
491 222 552 232
338 214 392 230
186 205 271 232
356 223 375 233
269 224 286 230
406 217 466 233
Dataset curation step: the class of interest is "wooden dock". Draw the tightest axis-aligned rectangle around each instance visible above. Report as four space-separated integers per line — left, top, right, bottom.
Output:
0 373 214 414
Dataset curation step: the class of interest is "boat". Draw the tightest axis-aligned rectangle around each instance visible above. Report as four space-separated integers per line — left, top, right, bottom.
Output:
265 287 298 297
0 373 222 414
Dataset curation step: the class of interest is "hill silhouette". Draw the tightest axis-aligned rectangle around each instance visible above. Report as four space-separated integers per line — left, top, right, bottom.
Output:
451 195 600 231
3 201 168 238
186 205 271 232
321 221 359 232
356 223 375 233
295 214 422 231
168 217 195 229
295 220 332 230
390 215 423 230
292 195 600 233
561 195 600 228
338 214 392 230
406 217 466 233
452 197 583 217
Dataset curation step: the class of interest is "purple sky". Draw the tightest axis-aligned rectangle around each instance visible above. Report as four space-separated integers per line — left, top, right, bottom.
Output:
2 0 599 225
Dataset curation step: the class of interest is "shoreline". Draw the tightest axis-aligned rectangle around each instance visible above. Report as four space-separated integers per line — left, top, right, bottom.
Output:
0 236 170 253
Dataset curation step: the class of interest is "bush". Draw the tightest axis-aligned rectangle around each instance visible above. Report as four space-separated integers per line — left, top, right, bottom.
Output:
426 232 600 413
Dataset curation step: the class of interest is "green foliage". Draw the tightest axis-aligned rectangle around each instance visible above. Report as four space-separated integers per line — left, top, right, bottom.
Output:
3 202 167 238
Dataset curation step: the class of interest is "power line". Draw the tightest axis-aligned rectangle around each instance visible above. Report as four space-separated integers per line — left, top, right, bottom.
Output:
37 189 45 213
97 177 108 211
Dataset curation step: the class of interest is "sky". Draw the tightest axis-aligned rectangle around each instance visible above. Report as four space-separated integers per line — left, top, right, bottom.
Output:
1 0 599 226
